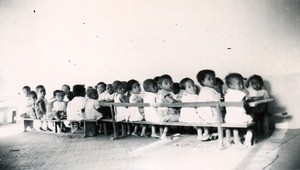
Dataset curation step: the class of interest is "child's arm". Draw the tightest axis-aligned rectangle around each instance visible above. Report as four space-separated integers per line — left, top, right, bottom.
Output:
164 94 179 103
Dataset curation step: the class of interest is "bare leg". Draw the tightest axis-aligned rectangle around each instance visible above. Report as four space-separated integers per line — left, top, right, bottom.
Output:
244 129 253 147
140 125 147 137
196 127 204 140
160 127 168 139
233 129 242 145
151 126 160 138
132 125 139 136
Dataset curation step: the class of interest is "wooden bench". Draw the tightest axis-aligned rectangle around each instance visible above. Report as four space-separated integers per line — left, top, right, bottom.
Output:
101 99 274 148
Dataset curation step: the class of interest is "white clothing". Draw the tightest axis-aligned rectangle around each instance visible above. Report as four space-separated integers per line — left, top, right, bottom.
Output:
85 98 102 119
52 101 66 112
67 97 86 121
113 93 129 121
128 94 144 122
143 92 161 123
197 87 220 123
98 91 114 102
247 87 269 99
179 92 204 123
156 89 178 122
225 89 253 124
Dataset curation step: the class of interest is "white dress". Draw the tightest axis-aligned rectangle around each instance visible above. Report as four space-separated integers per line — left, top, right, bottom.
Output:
156 89 178 122
113 93 129 121
247 87 270 99
128 94 144 122
225 89 253 124
143 92 161 123
85 98 103 119
197 87 220 123
179 92 204 123
67 97 86 121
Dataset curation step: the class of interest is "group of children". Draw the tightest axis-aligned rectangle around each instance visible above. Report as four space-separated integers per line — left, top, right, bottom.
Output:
20 70 270 146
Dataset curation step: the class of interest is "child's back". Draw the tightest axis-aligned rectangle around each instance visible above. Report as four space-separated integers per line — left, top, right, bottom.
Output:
144 92 161 123
67 85 86 121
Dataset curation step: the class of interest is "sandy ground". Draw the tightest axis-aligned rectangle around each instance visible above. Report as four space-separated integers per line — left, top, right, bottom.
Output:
0 122 299 170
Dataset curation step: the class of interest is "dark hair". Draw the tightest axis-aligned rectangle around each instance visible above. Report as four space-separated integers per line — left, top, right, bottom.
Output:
143 79 156 92
215 77 224 86
246 74 264 88
158 74 173 85
62 84 71 91
73 84 86 97
225 73 245 86
53 90 65 97
66 91 75 101
29 91 37 99
179 78 194 90
112 80 124 92
86 89 98 99
22 86 31 91
172 83 180 95
127 79 139 92
196 69 215 86
36 85 45 93
96 82 107 89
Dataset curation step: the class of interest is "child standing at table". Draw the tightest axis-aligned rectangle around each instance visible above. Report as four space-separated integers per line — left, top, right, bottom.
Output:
246 74 270 100
196 70 221 140
143 79 160 138
96 82 107 101
127 79 147 137
225 73 253 146
19 86 31 118
35 85 52 131
27 91 38 119
156 74 180 139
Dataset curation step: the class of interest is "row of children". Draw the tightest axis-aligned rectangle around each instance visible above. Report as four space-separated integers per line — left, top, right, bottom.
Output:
20 70 269 145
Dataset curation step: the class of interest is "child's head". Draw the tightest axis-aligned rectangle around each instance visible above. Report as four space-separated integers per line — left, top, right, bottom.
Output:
73 85 86 97
180 78 196 94
54 90 65 102
154 76 161 90
127 79 141 94
246 74 264 91
28 91 37 101
36 85 46 98
172 83 180 95
86 88 98 99
22 86 31 97
143 79 158 93
214 77 224 94
112 80 126 94
196 69 216 88
225 73 245 91
61 84 71 93
66 91 75 101
106 84 114 95
96 82 107 94
158 74 173 91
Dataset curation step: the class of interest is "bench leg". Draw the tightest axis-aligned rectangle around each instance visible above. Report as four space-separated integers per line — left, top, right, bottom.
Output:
121 123 127 136
225 129 231 145
23 120 34 132
84 122 96 138
103 123 108 136
263 114 270 138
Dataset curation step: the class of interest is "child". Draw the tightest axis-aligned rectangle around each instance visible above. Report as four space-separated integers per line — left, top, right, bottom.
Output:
127 79 147 137
104 84 115 102
156 74 180 139
214 77 225 101
35 85 52 131
19 86 31 118
224 73 253 146
246 74 270 100
143 79 160 138
112 80 129 122
62 84 71 102
96 82 107 101
67 85 86 132
196 70 221 140
48 90 70 132
27 91 38 119
85 88 103 120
